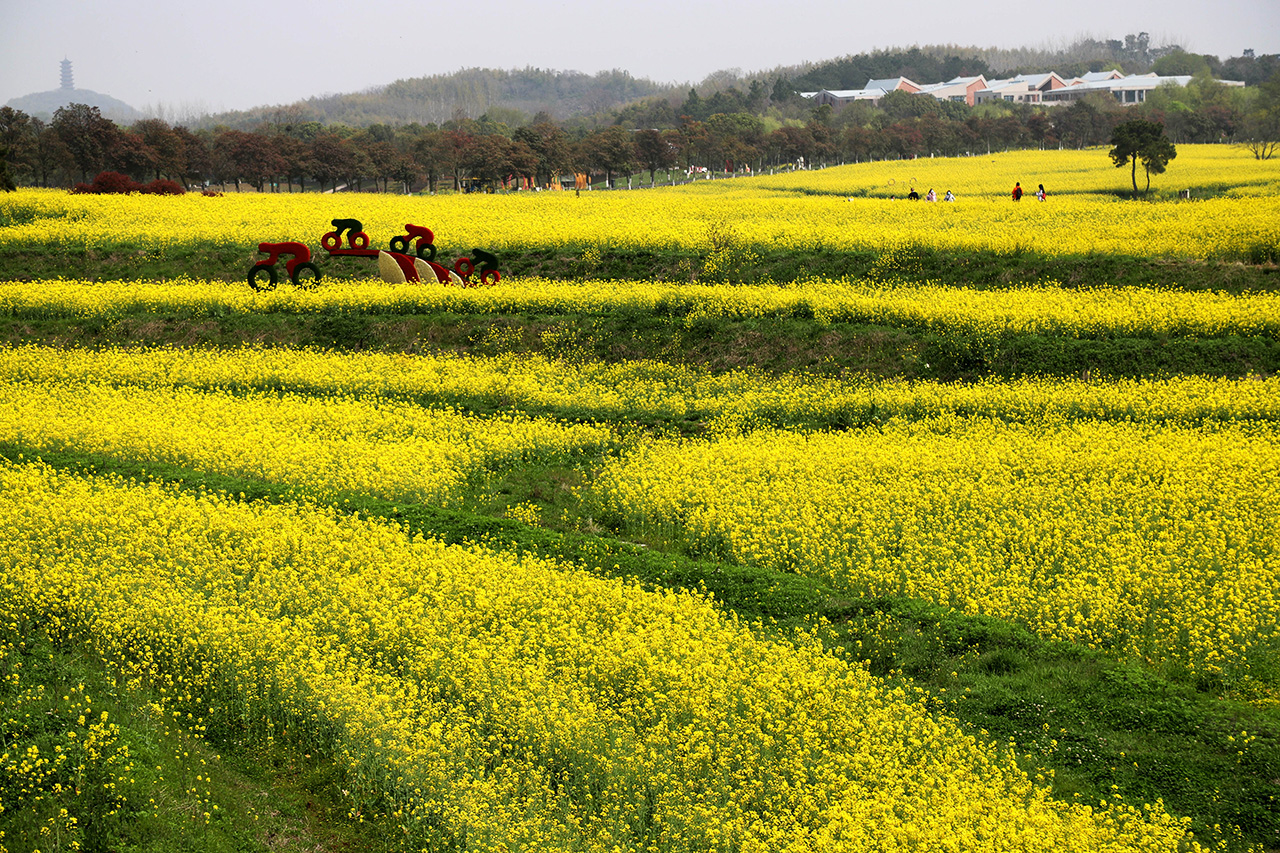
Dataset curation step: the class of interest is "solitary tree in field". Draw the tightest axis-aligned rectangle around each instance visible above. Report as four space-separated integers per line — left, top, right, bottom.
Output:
1239 68 1280 160
1108 119 1177 197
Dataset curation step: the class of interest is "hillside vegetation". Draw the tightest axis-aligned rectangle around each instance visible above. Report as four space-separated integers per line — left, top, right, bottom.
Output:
194 36 1278 131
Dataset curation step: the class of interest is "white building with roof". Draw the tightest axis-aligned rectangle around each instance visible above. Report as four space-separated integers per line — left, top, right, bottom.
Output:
975 72 1068 105
800 76 923 109
801 68 1243 111
864 76 922 94
1078 70 1125 83
1040 73 1214 105
804 87 891 108
916 75 989 106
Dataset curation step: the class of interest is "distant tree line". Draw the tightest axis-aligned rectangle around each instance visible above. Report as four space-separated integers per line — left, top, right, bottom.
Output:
3 48 1277 194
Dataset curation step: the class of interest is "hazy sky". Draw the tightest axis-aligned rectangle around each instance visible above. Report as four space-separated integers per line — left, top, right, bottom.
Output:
3 0 1277 116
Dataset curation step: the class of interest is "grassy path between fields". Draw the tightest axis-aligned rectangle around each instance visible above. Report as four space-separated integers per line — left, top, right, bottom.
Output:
2 243 1278 294
5 241 1279 381
3 311 1278 382
3 441 1277 852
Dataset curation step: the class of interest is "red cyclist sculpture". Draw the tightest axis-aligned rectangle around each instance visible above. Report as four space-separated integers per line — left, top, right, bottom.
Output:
249 219 501 290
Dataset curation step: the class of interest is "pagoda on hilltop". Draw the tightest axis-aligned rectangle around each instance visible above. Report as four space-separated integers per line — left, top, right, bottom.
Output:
3 59 139 123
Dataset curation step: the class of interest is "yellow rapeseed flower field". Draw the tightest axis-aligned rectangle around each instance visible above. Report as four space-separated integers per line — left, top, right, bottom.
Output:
0 372 612 506
3 143 1277 851
751 144 1280 199
591 416 1280 681
0 650 134 837
5 342 1276 684
1 145 1277 260
3 277 1279 338
0 460 1204 852
1 343 1276 429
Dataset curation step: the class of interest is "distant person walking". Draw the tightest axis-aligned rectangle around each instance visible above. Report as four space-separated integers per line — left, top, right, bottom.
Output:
944 190 955 202
926 188 936 202
1011 182 1023 201
1036 183 1047 201
908 188 920 200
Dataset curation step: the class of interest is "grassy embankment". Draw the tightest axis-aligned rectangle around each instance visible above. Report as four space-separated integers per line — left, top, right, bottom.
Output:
1 240 1278 380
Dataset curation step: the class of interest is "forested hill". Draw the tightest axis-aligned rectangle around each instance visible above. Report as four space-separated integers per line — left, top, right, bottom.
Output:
187 37 1278 132
199 67 682 130
789 48 993 94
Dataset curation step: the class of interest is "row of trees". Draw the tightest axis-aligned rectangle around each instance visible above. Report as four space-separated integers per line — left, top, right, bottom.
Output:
1 104 711 193
3 66 1277 194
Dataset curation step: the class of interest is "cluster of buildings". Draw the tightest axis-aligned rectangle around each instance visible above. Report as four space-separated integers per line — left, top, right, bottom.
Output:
802 69 1245 110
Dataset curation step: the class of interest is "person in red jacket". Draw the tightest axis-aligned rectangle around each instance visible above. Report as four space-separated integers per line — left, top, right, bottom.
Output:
1011 182 1023 201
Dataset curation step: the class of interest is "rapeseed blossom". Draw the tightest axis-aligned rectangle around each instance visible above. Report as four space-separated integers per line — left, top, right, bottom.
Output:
1 343 1276 428
0 373 613 506
1 145 1276 261
0 461 1205 852
3 277 1277 340
1 144 1273 851
591 416 1280 681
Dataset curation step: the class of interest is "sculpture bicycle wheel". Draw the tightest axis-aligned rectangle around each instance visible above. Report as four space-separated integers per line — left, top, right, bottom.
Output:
248 263 279 291
290 261 322 289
